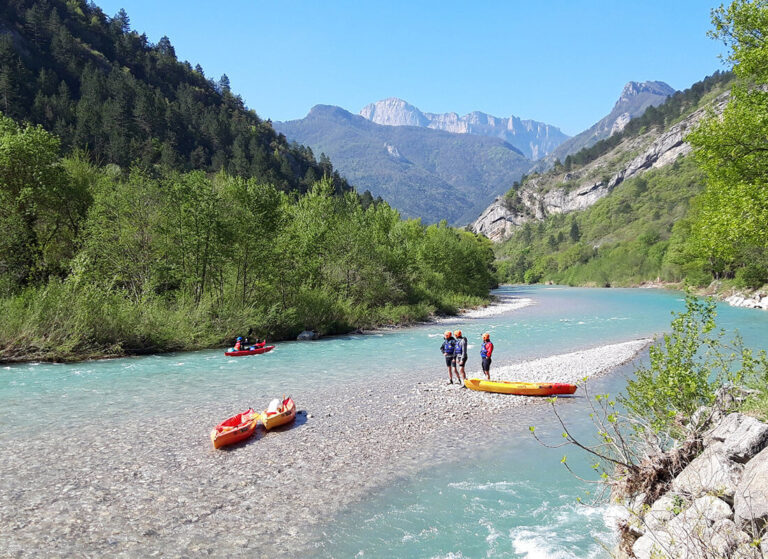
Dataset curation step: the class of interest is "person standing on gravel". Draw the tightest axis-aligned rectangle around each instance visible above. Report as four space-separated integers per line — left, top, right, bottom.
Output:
453 330 468 386
440 330 457 384
480 332 493 380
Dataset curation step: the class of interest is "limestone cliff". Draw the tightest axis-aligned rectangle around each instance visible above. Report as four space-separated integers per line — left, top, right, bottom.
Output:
359 97 569 160
471 92 729 243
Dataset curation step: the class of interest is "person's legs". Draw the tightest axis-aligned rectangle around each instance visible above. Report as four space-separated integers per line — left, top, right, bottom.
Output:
446 355 455 383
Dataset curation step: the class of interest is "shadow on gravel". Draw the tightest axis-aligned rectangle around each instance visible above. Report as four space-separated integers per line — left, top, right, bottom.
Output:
267 410 309 432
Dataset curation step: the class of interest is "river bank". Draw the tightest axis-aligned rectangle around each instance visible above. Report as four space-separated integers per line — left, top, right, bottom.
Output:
0 292 498 365
551 278 768 313
0 337 650 558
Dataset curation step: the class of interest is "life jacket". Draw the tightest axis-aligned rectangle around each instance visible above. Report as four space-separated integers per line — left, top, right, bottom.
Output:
454 337 464 355
234 341 242 351
481 341 493 358
442 338 456 355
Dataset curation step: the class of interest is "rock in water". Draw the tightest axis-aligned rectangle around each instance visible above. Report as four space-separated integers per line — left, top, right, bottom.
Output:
297 330 320 341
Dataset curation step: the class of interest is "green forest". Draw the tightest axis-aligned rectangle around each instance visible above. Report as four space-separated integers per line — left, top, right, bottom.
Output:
0 0 351 194
0 114 495 361
496 3 768 292
0 0 497 362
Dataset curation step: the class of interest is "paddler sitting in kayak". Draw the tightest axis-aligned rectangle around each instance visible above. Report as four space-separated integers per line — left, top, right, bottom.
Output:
248 339 267 350
232 336 244 351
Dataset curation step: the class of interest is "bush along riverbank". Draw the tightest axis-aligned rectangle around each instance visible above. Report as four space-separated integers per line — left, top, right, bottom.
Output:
533 294 768 558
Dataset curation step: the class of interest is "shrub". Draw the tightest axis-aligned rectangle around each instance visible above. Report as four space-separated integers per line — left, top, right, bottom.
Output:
734 264 768 289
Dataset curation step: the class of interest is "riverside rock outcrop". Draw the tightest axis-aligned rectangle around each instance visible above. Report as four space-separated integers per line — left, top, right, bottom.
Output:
471 92 730 243
625 412 768 559
725 292 768 311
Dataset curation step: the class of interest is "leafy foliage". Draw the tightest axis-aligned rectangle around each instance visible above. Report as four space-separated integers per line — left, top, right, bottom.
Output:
683 0 768 284
0 120 495 360
621 296 763 433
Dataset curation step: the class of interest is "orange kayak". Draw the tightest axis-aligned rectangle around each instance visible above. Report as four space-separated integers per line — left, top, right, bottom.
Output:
260 397 296 430
464 379 577 396
210 408 260 449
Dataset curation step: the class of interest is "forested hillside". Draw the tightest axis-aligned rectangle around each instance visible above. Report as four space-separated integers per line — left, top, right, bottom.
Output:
0 0 348 193
491 68 760 288
276 104 531 225
496 158 706 286
0 0 498 362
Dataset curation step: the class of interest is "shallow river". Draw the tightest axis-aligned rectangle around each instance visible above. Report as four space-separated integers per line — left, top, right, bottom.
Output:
3 286 768 557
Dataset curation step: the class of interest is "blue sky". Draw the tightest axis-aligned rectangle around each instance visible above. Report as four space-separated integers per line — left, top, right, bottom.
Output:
96 1 726 136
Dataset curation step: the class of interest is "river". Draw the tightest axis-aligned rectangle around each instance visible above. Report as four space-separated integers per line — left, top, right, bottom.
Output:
2 286 767 558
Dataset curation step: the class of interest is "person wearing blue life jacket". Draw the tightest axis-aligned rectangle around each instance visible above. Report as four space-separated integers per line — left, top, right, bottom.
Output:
453 329 468 387
480 332 494 380
440 330 457 384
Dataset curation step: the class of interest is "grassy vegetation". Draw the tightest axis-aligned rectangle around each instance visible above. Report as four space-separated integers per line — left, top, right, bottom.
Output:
0 280 489 362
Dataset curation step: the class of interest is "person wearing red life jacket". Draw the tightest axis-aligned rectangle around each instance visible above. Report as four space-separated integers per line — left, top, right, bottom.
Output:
234 336 244 351
480 332 494 380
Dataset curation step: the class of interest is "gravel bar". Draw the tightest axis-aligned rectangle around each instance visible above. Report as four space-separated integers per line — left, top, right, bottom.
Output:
1 338 650 558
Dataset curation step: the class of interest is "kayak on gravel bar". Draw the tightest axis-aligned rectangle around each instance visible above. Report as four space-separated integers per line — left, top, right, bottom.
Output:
464 379 577 396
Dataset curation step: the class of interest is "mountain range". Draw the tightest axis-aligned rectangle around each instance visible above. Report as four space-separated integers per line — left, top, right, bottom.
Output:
275 105 531 225
276 82 676 225
359 98 569 160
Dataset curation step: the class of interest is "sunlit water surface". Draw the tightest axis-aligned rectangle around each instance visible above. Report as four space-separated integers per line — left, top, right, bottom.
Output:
3 286 768 557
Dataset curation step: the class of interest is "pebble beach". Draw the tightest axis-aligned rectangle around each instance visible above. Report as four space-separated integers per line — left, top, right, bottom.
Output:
1 334 651 558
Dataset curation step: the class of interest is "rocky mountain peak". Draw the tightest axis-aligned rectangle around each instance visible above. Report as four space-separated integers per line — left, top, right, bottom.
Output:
616 81 676 108
539 80 677 167
359 98 429 127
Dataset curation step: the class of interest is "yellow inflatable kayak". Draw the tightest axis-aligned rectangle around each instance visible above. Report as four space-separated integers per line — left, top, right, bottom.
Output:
464 379 577 396
260 397 296 430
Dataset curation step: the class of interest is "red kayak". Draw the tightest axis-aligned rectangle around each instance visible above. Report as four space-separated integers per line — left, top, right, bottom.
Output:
210 408 260 449
225 345 275 357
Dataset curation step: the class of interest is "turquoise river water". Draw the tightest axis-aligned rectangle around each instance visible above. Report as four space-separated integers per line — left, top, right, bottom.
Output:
2 286 768 557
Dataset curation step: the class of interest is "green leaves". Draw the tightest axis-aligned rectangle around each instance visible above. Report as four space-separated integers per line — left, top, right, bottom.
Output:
621 294 766 434
681 1 768 281
710 0 768 83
